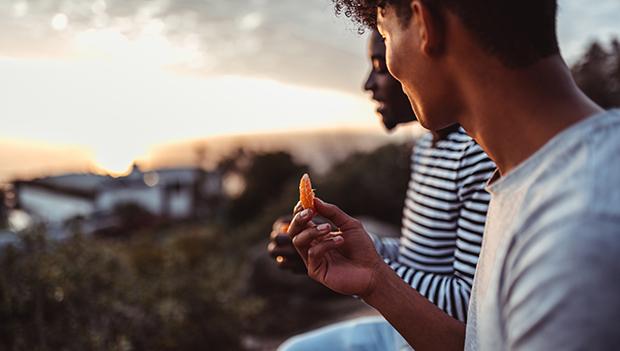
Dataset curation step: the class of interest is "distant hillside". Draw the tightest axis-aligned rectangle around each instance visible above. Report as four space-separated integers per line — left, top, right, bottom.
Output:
141 125 420 174
1 125 422 183
0 140 96 184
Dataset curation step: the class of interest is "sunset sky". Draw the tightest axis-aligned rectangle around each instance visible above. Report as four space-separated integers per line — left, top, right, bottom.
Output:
1 0 619 176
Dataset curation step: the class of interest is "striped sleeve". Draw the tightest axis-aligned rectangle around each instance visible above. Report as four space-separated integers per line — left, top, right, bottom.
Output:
384 131 494 322
385 258 475 322
369 232 401 261
455 141 495 286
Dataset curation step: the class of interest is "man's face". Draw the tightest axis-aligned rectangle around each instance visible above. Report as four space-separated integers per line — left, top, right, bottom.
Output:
364 31 416 131
377 2 460 131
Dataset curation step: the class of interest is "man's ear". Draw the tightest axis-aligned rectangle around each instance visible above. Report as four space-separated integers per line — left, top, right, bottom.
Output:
412 0 444 56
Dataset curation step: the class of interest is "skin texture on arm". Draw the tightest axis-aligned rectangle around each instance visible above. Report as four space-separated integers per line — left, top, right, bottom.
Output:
365 263 466 350
288 198 465 350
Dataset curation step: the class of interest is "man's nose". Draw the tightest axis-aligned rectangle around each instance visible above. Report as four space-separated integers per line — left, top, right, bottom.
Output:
364 71 376 92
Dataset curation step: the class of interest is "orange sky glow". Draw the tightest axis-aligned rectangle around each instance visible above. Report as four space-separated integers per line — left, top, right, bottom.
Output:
0 0 618 179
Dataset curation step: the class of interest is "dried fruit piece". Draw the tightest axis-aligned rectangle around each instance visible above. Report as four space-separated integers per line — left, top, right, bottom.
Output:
299 173 315 211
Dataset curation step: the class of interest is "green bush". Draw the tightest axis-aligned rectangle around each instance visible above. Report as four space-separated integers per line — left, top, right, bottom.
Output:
0 227 262 351
0 142 413 350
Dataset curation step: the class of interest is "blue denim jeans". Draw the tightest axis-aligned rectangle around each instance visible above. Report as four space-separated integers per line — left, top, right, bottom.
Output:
278 316 412 351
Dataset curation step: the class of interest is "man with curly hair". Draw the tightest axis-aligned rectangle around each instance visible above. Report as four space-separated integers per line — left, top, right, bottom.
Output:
275 30 494 351
287 1 620 350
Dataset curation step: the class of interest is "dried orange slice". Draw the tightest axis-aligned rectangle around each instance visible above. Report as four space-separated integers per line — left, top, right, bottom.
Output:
299 173 315 211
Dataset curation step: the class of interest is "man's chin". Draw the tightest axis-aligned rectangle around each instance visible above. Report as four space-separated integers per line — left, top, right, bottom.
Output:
380 116 398 132
417 115 452 132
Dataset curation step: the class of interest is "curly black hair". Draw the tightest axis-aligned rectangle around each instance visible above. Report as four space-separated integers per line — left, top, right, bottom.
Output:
332 0 412 31
331 0 560 67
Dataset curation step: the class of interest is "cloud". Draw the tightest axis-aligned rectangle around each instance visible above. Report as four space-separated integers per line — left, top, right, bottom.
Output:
0 0 369 93
4 0 616 94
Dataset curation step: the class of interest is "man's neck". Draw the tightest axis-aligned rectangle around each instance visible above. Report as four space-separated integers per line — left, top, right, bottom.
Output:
457 55 603 175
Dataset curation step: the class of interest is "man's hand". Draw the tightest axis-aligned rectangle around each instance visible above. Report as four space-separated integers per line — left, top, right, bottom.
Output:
288 198 384 297
268 216 306 273
289 198 466 350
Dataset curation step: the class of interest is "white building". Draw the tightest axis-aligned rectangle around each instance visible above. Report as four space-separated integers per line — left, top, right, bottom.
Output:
11 165 223 234
13 174 104 223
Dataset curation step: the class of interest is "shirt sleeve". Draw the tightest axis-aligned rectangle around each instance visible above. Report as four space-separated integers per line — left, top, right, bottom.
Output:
456 141 496 286
369 232 400 261
501 215 620 350
384 258 474 322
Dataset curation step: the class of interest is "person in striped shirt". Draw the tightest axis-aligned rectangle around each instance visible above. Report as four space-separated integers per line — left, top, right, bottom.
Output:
274 30 495 350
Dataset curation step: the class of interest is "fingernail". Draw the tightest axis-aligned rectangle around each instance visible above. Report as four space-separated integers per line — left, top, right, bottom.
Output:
317 223 330 232
301 209 311 219
333 236 343 243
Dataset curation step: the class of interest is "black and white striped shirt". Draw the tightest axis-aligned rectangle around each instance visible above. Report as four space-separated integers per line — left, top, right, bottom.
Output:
372 128 495 322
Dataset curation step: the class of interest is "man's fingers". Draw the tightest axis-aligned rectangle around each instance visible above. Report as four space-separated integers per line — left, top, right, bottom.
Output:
268 242 297 259
288 208 315 239
292 223 332 248
293 201 304 214
314 198 357 229
309 236 344 259
270 232 292 246
307 236 344 276
316 231 343 242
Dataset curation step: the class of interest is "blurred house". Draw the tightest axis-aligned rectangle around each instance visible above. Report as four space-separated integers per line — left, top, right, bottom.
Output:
12 174 103 224
10 165 223 235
